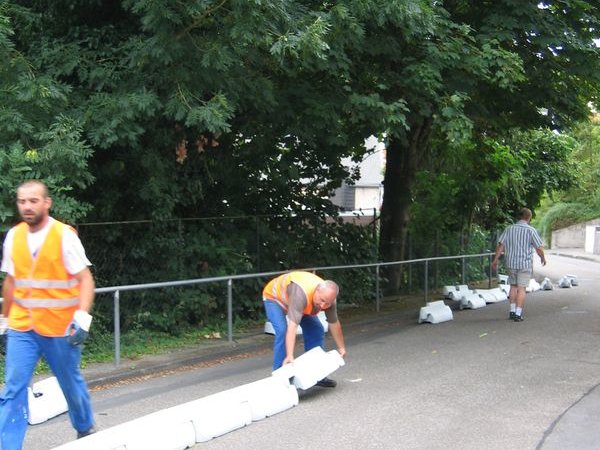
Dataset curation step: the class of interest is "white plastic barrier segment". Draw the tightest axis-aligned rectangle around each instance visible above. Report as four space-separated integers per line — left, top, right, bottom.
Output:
52 390 251 449
540 277 554 290
488 287 508 302
459 292 486 310
559 276 572 288
179 389 254 443
229 376 298 421
51 404 198 450
445 284 472 301
28 377 68 425
526 278 540 293
418 300 453 324
264 310 329 335
272 347 344 391
566 274 578 286
120 418 196 450
447 289 462 301
498 274 509 285
473 289 502 304
442 285 458 298
499 283 510 295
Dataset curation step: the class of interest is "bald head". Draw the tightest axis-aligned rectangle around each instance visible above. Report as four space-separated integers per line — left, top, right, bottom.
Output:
313 280 339 310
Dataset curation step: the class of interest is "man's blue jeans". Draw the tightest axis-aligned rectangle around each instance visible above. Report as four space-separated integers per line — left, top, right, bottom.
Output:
263 300 324 370
0 330 94 450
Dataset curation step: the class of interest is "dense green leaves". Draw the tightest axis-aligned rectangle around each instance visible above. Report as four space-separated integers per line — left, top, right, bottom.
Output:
0 6 94 227
1 0 598 327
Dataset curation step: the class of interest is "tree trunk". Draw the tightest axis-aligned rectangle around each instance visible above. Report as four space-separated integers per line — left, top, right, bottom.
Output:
379 118 433 293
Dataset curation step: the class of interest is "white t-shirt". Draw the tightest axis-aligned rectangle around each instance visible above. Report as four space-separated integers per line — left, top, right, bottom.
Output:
1 217 91 276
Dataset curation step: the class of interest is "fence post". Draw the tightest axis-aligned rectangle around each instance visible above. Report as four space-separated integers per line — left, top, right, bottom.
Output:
375 265 380 312
408 235 412 293
461 257 466 284
488 254 493 288
114 290 120 367
227 278 233 343
255 216 260 271
424 260 429 303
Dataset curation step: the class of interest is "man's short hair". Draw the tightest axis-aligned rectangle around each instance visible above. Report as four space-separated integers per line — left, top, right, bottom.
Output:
18 180 50 198
519 207 532 221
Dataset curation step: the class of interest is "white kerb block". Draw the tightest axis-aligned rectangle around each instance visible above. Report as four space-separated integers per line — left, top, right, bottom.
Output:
418 300 453 324
473 289 501 303
540 277 554 290
50 408 197 450
28 377 68 425
275 347 344 390
123 419 196 450
526 278 540 292
566 274 578 286
447 285 472 301
558 276 572 288
442 285 457 298
189 392 253 442
231 376 298 421
459 292 486 310
488 287 508 301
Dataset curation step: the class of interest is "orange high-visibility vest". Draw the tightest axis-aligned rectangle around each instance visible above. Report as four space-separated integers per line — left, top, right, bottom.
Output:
9 220 81 336
262 271 323 315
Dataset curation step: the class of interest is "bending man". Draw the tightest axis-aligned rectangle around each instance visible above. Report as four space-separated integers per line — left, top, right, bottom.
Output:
262 271 346 387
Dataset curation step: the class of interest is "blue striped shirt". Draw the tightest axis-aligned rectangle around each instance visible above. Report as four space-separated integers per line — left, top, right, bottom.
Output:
498 221 544 270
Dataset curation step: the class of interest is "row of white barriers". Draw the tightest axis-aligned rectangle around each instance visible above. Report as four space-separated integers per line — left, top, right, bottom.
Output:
418 276 512 325
42 347 344 450
419 273 579 325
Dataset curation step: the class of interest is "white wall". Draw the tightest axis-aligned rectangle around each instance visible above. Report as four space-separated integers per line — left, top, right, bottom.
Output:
551 218 600 249
331 136 385 211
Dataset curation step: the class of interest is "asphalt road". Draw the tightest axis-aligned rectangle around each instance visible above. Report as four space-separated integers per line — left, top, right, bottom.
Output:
23 253 600 450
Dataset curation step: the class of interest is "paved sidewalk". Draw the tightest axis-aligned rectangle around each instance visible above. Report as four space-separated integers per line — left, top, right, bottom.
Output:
546 246 600 263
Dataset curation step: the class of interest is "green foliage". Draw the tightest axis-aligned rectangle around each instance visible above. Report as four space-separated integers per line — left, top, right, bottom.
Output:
412 126 578 241
78 215 378 334
0 5 94 229
537 201 596 244
536 116 600 241
373 0 600 270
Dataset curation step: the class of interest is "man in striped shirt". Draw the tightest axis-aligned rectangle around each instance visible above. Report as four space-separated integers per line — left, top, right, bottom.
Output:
492 208 546 322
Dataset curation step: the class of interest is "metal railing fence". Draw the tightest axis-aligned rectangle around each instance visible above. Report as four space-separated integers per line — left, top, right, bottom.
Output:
94 251 494 367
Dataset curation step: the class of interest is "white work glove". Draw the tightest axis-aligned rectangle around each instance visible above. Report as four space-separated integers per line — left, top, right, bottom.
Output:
65 310 93 346
0 315 8 335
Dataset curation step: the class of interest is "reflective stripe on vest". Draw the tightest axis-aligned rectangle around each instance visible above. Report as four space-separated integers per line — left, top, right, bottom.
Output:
15 278 80 289
14 297 80 308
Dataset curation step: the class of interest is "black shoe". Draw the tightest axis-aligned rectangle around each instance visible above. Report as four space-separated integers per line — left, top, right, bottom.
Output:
513 314 524 322
77 427 96 439
316 377 337 388
509 312 516 320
